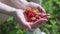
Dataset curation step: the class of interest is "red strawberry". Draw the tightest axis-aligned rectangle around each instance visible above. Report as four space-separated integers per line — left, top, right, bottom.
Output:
24 7 41 23
35 15 41 20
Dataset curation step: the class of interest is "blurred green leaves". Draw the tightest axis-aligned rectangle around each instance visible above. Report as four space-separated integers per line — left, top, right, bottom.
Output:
40 0 60 34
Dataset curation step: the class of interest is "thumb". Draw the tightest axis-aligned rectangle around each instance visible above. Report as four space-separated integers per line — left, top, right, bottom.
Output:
37 6 46 13
27 25 32 31
26 23 34 31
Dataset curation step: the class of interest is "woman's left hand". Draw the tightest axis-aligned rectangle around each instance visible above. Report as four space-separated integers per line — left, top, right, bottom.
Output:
26 2 50 29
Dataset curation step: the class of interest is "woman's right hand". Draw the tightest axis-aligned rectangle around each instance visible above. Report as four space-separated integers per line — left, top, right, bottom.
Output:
13 9 49 31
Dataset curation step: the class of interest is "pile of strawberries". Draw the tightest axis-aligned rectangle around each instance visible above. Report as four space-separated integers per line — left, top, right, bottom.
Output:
24 7 49 23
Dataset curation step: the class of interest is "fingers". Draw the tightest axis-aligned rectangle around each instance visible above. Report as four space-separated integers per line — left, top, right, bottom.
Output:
36 18 48 25
43 14 50 20
37 6 46 13
30 18 48 29
38 13 50 19
35 19 48 28
26 24 32 31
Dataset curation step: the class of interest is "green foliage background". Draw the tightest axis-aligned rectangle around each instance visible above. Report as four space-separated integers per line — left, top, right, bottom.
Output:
0 0 60 34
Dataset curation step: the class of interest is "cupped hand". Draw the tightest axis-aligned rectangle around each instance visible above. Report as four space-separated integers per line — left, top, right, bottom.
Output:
25 2 50 29
13 9 33 31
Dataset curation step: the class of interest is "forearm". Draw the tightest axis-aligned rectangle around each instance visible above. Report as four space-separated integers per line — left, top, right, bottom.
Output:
27 0 42 4
0 2 17 15
11 0 28 9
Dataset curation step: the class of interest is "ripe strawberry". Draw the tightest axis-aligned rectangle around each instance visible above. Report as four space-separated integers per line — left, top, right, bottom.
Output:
24 7 41 23
35 15 41 20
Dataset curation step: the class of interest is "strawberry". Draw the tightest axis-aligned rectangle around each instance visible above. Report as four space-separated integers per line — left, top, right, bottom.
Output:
24 7 45 23
35 15 41 20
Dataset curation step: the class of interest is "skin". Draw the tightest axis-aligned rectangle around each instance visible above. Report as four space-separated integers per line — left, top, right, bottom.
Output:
0 0 49 31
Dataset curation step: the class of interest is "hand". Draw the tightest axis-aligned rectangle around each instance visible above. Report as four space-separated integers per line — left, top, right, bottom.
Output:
13 9 33 31
26 2 50 29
